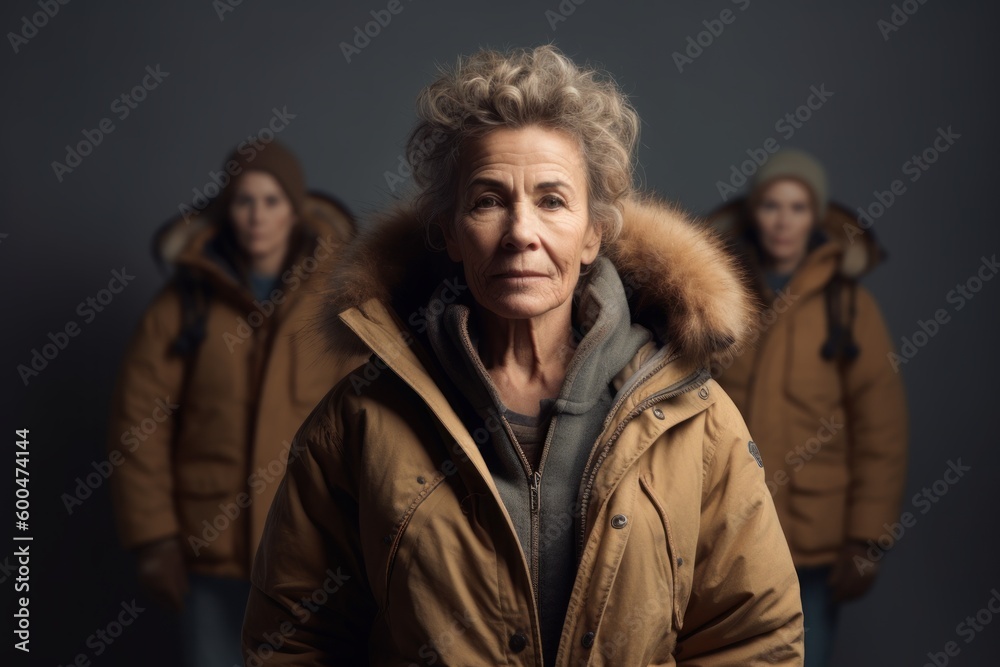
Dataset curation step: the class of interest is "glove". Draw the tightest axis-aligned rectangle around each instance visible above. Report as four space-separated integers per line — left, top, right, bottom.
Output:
135 536 189 612
827 540 878 603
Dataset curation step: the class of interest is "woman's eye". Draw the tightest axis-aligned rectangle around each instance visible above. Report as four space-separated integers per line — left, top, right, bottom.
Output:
541 195 563 209
474 196 500 209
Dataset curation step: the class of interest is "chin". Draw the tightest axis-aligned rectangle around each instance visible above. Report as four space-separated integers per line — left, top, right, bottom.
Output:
480 293 566 321
248 243 277 259
764 246 795 263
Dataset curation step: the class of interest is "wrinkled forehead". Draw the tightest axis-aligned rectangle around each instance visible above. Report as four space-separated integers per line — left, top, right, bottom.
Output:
456 125 587 190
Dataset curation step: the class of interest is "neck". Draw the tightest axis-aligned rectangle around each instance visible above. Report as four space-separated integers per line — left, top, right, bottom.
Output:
249 246 287 277
766 251 805 276
475 300 577 401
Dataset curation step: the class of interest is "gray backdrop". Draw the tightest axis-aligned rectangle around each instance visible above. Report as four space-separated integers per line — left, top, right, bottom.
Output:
2 0 997 665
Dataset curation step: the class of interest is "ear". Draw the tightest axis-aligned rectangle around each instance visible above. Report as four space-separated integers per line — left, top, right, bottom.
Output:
581 218 601 264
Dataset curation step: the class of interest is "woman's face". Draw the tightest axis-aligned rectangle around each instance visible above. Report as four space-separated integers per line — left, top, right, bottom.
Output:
752 178 815 269
444 125 600 321
228 170 297 264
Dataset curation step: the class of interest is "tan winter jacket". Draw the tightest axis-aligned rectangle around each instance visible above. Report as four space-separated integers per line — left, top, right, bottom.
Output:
707 200 909 567
242 195 805 665
107 194 366 579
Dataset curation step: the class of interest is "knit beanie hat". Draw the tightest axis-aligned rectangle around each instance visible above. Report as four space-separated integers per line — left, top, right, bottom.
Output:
750 148 828 220
217 140 307 218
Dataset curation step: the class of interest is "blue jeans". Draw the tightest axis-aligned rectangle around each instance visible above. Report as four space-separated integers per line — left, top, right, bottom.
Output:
179 573 252 667
797 566 840 667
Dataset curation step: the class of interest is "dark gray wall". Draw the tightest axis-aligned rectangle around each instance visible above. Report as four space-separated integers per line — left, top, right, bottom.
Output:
2 0 997 664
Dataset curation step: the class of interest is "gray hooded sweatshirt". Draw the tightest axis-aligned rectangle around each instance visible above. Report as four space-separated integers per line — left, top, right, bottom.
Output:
423 255 652 665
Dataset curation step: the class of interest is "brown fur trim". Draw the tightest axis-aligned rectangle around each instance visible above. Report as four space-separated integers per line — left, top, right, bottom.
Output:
315 192 760 364
610 192 760 363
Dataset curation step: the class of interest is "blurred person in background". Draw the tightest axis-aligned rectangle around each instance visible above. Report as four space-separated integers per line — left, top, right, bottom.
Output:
243 45 804 666
707 148 909 667
106 140 363 666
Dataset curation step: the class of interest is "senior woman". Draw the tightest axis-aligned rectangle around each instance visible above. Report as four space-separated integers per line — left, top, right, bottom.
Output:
242 45 804 666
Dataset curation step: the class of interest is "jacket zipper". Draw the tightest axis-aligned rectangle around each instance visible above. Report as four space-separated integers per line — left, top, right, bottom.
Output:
743 288 780 424
493 410 547 599
529 468 542 594
243 316 278 569
575 347 679 517
742 256 827 421
455 320 548 603
577 364 711 557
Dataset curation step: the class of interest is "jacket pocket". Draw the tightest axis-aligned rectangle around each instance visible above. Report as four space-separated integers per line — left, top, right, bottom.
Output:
383 472 447 623
174 461 245 563
787 459 849 553
637 474 683 632
783 311 844 414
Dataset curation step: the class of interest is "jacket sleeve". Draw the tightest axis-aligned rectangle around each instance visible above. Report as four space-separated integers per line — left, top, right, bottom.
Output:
241 381 378 664
107 286 185 549
842 285 909 542
676 388 804 666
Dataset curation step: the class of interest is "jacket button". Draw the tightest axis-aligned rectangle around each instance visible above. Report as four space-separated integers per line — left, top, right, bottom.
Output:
699 387 709 399
508 632 528 653
611 514 628 529
652 407 665 419
581 631 595 648
417 476 426 484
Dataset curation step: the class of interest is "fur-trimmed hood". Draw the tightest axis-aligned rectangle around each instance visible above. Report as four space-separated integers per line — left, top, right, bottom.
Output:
318 193 759 365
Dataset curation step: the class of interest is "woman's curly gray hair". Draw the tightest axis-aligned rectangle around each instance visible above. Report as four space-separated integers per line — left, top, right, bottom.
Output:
406 44 640 245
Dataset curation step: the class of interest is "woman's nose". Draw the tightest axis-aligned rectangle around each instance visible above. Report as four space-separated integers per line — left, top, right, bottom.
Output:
772 211 790 229
502 203 540 250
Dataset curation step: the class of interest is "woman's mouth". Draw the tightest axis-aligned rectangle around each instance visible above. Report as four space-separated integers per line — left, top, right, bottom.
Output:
493 270 548 279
